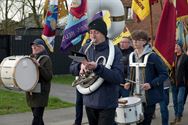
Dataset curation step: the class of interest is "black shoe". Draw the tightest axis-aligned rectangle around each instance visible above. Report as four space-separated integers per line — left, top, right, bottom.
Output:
175 117 182 125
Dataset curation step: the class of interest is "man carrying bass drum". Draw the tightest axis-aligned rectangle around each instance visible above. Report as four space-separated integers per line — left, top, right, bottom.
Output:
70 18 124 125
26 38 53 125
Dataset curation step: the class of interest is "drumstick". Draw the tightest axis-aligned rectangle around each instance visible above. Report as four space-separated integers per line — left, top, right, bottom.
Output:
124 79 142 86
118 99 128 104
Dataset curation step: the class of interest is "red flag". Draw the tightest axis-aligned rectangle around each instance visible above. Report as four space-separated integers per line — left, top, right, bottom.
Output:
176 0 188 19
153 0 176 69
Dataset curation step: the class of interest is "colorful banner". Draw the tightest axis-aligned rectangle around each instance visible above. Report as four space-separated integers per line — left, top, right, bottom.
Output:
153 0 176 69
60 0 88 51
42 0 58 52
43 0 68 27
131 0 150 20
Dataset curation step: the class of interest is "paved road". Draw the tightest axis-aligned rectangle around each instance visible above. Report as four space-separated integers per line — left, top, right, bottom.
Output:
0 83 188 125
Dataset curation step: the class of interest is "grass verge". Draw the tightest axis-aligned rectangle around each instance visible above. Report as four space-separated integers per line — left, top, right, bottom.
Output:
0 89 74 115
52 74 75 85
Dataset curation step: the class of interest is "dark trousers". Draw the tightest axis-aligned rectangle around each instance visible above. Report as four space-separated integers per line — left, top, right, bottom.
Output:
31 107 45 125
184 87 188 104
85 106 116 125
137 104 156 125
74 90 83 125
159 88 169 125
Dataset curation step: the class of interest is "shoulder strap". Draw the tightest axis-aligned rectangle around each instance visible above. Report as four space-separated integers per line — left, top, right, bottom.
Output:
37 55 49 66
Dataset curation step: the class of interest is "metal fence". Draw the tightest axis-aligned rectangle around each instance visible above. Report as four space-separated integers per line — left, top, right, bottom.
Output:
0 35 81 75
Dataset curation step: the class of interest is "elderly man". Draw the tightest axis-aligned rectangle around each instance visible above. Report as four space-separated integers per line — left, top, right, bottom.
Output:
26 38 53 125
119 36 134 97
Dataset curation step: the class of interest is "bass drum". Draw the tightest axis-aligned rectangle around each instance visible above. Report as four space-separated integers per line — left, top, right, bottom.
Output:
0 56 39 91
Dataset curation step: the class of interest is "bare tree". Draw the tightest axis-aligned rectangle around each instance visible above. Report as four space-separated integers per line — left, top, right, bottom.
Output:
0 0 45 34
24 0 44 28
0 0 24 34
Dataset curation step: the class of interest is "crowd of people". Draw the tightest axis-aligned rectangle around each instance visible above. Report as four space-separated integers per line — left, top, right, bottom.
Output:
24 18 188 125
69 18 188 125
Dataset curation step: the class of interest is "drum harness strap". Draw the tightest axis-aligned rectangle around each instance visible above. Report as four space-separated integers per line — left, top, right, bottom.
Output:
129 52 154 105
29 55 49 95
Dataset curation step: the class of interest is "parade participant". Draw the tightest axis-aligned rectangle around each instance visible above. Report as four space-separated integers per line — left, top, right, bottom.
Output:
70 18 124 125
26 38 53 125
123 30 168 125
72 89 83 125
119 36 134 97
159 77 170 125
170 41 188 125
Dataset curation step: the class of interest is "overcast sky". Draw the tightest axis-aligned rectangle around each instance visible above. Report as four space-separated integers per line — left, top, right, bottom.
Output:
0 0 72 22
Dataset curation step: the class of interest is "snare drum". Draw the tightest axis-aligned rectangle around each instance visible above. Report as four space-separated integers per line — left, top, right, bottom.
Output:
115 97 144 124
0 56 39 91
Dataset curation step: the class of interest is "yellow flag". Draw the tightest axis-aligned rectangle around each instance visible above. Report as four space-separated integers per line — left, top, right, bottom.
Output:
113 28 131 45
102 10 111 29
131 0 150 20
82 33 90 46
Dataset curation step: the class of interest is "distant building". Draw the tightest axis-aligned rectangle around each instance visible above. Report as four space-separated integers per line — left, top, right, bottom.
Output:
0 19 19 35
0 13 42 35
19 13 42 28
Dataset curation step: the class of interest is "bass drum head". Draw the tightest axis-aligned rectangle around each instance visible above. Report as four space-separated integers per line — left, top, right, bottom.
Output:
15 57 39 91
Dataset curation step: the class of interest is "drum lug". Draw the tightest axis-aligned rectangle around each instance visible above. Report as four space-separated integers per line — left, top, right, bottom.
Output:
139 113 144 122
124 112 126 119
135 110 137 117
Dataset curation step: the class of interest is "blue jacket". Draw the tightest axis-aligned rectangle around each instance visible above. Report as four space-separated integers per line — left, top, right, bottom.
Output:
130 45 168 105
70 40 124 109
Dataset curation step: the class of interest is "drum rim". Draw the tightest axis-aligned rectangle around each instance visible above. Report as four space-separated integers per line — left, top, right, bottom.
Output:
118 97 141 108
0 56 39 91
115 119 142 124
0 57 20 88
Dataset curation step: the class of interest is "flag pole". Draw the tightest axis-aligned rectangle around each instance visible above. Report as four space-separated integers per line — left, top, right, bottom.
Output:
159 0 163 10
149 3 154 46
183 21 188 51
64 0 68 11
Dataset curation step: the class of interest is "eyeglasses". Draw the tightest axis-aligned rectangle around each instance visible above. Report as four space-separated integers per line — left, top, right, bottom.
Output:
132 39 146 42
120 41 130 43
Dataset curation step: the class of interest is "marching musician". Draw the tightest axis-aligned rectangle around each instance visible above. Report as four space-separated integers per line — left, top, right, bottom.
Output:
26 38 53 125
123 30 168 125
118 36 134 97
170 42 188 125
70 18 124 125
